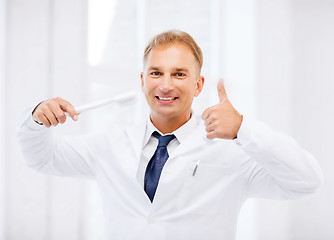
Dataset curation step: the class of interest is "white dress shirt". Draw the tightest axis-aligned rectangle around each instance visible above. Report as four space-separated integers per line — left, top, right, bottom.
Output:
16 106 324 240
137 114 197 188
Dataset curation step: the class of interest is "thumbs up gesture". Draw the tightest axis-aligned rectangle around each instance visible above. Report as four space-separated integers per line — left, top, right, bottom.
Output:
202 78 243 140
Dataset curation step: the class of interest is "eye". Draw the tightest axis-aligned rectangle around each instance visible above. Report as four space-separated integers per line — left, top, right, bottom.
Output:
175 72 186 78
150 71 161 76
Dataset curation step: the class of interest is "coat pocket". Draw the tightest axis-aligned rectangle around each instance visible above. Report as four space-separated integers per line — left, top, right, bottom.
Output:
177 161 230 216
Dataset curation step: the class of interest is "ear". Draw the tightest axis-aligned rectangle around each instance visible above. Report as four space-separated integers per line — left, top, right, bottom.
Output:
194 76 205 97
141 72 144 88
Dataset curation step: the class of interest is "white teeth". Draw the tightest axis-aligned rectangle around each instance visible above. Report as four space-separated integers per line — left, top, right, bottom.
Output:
158 97 174 100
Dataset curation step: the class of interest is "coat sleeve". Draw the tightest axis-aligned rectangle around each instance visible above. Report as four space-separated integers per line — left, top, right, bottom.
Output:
235 118 324 200
16 106 97 179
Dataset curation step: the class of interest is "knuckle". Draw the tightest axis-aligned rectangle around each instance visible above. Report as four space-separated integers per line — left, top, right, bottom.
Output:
62 100 70 107
40 104 48 110
60 112 66 119
211 113 217 120
207 106 214 113
58 113 66 123
61 98 70 105
45 101 53 108
36 111 44 119
51 120 59 126
211 105 217 110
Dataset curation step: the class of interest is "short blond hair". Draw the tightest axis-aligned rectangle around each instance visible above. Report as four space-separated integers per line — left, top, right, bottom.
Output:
143 30 203 70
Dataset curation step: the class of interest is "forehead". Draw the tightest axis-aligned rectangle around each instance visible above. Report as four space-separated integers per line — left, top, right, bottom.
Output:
144 43 198 69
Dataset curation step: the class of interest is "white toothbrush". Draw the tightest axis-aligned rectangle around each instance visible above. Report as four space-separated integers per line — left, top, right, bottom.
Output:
65 91 137 116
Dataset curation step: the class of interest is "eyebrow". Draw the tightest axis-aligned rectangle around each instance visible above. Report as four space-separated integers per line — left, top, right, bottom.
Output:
148 66 160 71
147 66 190 72
175 68 189 72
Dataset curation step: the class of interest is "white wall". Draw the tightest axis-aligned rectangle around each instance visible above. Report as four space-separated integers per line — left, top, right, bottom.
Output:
251 1 334 239
252 1 294 239
5 0 93 239
2 0 333 239
289 1 334 239
0 0 6 239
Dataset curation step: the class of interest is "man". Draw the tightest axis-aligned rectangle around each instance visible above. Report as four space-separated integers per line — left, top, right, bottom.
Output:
17 30 323 240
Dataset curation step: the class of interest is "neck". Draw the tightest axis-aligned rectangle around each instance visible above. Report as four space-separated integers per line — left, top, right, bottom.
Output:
150 113 191 134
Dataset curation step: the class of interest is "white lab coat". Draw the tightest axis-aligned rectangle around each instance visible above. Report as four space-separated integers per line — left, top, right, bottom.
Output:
17 107 323 240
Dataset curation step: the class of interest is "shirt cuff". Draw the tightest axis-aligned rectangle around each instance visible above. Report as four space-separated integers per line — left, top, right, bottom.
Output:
233 116 253 147
17 105 47 131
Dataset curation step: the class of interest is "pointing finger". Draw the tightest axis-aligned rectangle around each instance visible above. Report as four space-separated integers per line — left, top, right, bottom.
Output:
57 98 78 121
202 107 210 121
202 106 214 121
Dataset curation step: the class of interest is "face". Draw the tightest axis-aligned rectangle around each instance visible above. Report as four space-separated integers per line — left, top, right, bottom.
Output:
141 43 204 124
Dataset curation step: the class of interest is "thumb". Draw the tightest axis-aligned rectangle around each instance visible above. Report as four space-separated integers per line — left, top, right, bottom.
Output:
217 78 227 102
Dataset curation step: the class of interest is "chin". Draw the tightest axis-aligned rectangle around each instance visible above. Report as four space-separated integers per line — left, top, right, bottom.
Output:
152 108 179 119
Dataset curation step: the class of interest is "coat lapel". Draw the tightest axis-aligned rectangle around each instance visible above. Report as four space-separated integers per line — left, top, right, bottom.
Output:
125 120 147 178
171 117 215 159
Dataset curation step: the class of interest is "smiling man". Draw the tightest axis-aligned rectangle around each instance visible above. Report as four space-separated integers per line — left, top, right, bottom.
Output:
17 30 323 240
141 40 205 134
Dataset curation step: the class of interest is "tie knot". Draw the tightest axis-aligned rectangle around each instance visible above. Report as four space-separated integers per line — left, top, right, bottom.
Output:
152 131 176 147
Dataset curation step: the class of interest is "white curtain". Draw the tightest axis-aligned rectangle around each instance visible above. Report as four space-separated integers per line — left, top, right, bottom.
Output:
1 0 333 239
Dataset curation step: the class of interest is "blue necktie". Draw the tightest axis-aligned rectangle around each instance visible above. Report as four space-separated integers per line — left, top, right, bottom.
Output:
144 131 176 202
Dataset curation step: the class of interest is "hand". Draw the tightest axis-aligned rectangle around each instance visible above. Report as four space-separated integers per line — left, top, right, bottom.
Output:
202 78 243 140
32 97 78 127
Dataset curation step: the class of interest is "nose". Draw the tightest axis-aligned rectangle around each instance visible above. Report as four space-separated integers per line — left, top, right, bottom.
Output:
159 75 174 93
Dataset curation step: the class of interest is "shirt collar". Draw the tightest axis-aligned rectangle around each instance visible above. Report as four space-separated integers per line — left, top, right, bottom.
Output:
143 111 198 148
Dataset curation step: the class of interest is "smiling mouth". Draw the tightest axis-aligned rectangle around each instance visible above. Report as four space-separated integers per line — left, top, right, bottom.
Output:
155 96 179 101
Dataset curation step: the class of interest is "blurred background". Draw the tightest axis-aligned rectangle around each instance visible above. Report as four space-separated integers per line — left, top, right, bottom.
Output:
1 0 334 239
